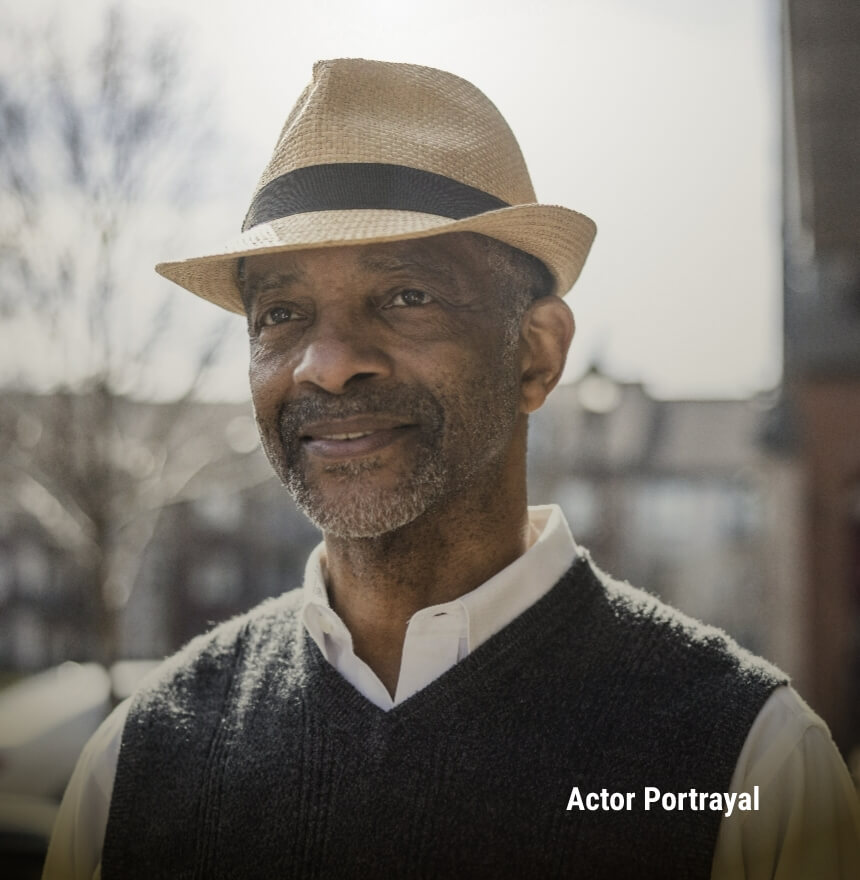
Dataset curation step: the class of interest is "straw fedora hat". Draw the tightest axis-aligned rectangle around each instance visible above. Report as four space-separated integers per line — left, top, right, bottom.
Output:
156 58 596 315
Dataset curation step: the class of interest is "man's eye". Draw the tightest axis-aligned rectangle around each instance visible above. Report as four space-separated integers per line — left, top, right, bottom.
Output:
387 289 433 308
260 306 297 326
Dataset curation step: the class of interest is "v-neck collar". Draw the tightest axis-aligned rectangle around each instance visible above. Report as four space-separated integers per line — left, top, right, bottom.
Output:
292 555 594 733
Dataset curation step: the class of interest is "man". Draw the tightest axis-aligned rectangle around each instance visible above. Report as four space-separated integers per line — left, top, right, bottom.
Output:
44 59 859 879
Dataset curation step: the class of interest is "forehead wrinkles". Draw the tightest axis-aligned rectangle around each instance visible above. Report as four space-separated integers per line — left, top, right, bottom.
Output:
357 251 458 287
247 248 455 292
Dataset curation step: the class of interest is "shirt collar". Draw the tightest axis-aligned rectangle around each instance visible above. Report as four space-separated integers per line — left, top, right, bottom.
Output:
459 504 578 651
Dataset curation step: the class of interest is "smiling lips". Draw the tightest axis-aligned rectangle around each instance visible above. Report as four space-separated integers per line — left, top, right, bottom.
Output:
300 416 416 459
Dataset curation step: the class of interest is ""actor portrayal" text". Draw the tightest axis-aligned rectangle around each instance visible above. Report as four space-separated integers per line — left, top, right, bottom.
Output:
566 786 760 818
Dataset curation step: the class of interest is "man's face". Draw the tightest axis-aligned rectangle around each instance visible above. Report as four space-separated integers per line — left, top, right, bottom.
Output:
243 234 526 539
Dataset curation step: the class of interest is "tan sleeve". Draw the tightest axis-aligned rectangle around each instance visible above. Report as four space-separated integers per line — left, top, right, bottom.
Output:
41 700 129 880
711 686 860 879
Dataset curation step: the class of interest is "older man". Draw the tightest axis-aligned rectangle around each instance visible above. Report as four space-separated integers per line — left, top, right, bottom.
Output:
45 59 858 879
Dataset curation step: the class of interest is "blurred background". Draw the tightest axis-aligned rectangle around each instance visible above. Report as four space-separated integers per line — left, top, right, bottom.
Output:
0 0 858 873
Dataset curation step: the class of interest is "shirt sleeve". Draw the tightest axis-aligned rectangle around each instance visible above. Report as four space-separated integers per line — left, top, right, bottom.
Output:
710 685 860 879
41 699 129 880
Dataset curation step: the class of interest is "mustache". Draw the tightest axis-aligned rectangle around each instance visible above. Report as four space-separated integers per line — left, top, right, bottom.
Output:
277 385 445 448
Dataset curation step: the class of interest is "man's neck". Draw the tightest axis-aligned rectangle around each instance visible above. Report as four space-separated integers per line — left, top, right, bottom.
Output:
321 469 529 698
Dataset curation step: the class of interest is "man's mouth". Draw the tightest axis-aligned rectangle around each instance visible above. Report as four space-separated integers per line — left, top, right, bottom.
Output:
299 416 417 460
316 431 376 441
277 387 445 473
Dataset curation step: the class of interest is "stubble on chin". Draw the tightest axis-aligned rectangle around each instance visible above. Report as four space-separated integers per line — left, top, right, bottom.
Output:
300 462 448 538
280 439 449 539
260 387 449 539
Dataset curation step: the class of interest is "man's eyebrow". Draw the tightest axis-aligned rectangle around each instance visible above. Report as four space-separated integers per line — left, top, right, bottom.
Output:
242 268 304 308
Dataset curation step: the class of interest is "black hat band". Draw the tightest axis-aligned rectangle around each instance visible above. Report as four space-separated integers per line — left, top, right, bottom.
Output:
243 162 510 231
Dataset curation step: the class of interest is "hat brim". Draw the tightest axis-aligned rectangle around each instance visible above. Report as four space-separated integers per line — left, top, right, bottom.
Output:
155 204 596 316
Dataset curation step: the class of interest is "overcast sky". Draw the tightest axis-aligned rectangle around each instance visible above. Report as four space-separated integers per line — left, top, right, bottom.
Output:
6 0 782 400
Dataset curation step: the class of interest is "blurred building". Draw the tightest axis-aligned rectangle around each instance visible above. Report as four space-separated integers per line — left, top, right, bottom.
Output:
529 372 802 682
780 0 860 752
119 477 319 658
0 392 319 672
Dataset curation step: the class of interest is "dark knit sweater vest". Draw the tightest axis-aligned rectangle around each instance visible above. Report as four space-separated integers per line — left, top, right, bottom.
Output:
102 556 785 879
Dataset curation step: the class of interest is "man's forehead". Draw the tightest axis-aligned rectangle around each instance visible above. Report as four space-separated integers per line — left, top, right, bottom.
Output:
243 234 484 287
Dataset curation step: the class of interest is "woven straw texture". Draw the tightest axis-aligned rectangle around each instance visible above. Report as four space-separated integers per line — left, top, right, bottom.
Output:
156 59 596 315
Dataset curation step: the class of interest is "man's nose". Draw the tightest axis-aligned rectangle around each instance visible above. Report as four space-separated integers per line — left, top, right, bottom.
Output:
291 315 393 394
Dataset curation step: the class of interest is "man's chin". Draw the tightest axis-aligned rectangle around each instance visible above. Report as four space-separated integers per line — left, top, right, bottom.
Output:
286 470 445 540
294 492 427 539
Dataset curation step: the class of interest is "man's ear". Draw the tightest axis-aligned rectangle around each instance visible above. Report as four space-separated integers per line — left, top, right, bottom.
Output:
518 297 575 414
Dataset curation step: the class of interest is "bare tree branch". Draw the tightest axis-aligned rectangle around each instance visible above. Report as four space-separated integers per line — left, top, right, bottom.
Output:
0 3 244 665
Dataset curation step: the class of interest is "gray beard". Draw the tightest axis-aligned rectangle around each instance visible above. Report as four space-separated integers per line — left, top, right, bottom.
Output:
288 453 448 538
268 385 451 539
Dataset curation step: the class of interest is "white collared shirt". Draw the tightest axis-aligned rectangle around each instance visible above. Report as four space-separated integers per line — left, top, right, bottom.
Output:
43 506 860 880
300 504 573 709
